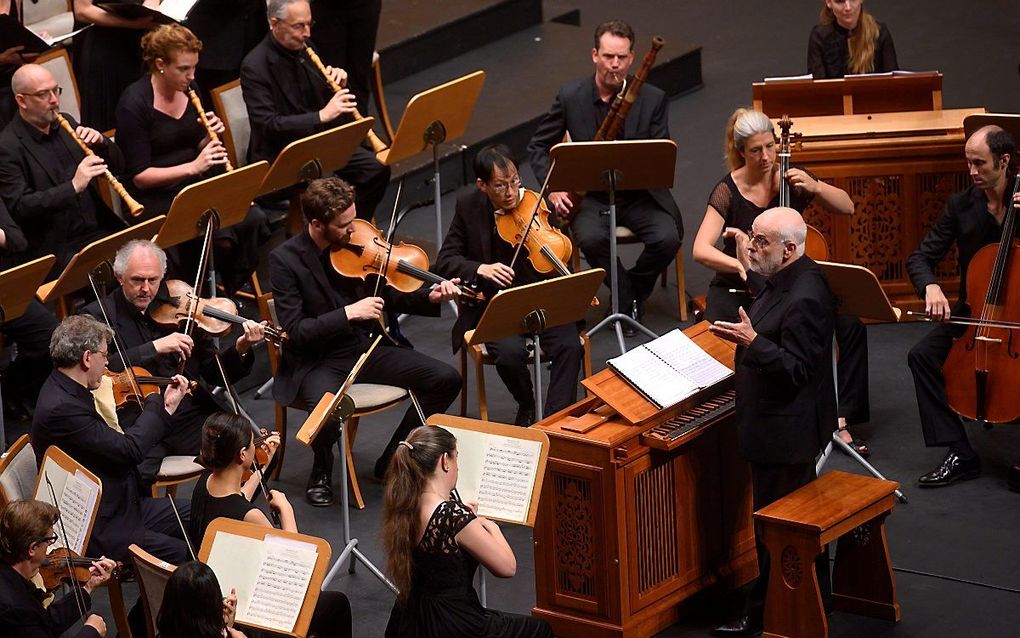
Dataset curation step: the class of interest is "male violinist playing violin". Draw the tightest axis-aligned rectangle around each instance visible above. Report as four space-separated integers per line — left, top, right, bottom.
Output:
435 145 584 425
269 177 461 506
0 499 118 638
526 20 682 336
81 239 266 488
907 125 1020 490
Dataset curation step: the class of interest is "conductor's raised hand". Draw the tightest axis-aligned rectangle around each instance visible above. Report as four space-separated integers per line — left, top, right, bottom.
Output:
477 262 514 288
162 375 190 414
345 296 384 321
721 227 751 281
709 306 758 347
318 88 357 123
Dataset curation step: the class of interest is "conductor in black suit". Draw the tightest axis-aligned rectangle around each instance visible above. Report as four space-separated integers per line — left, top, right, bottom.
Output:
239 0 389 221
30 315 191 565
709 207 836 637
269 177 461 506
527 20 682 330
435 145 584 426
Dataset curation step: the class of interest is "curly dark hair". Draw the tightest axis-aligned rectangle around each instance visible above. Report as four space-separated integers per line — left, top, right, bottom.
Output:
301 177 357 224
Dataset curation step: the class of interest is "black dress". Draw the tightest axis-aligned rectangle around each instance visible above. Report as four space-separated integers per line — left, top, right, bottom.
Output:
385 500 553 638
807 21 898 79
73 23 145 131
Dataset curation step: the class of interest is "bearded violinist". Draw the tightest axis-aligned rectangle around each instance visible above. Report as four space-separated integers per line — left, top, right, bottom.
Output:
80 239 266 488
0 499 117 638
907 125 1020 490
269 177 461 506
435 146 583 426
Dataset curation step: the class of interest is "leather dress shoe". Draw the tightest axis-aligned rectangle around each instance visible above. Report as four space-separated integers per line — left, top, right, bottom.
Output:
305 472 334 507
917 451 980 487
514 404 536 427
710 616 762 637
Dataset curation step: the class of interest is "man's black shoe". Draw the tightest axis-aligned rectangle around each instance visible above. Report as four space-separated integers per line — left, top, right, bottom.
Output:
514 404 536 427
917 451 980 487
710 616 763 637
305 472 334 507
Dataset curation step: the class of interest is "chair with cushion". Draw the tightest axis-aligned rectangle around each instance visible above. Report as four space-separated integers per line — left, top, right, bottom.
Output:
128 544 177 638
149 456 204 498
211 80 250 169
36 48 80 121
22 0 74 43
0 434 38 506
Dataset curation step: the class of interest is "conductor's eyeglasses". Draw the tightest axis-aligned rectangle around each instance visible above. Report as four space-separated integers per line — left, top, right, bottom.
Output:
489 176 521 193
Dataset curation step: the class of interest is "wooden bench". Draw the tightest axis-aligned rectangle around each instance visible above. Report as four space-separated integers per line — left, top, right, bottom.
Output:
754 470 901 638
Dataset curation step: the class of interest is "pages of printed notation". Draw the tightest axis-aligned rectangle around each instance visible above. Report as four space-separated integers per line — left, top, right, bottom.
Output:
96 0 199 23
206 533 317 634
443 426 543 525
608 328 733 409
36 466 99 555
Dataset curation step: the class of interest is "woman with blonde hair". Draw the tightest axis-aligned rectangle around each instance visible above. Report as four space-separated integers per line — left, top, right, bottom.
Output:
692 107 872 457
381 425 552 638
808 0 898 78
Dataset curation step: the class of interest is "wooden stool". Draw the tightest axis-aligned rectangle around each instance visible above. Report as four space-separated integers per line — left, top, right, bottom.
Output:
754 470 901 638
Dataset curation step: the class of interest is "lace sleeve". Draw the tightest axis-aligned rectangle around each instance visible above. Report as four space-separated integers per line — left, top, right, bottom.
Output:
445 500 477 536
419 500 477 555
707 180 733 220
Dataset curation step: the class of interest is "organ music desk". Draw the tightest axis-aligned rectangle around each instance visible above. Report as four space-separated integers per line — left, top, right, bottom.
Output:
531 322 756 638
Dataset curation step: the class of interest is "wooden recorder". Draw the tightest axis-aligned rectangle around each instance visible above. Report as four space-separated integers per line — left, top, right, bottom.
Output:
55 113 144 218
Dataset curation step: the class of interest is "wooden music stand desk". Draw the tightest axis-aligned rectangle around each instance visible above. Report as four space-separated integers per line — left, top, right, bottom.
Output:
0 255 55 323
964 112 1020 143
199 518 331 638
548 139 678 353
36 217 166 318
752 72 943 118
469 269 603 421
257 119 373 197
34 445 102 554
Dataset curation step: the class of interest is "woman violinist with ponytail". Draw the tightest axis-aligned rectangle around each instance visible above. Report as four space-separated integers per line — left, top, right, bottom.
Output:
381 425 552 638
808 0 898 79
187 412 352 638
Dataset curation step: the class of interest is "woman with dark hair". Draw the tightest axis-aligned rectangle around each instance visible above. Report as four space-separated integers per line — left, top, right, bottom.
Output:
188 412 352 638
382 425 553 638
808 0 898 78
114 23 269 294
157 561 243 638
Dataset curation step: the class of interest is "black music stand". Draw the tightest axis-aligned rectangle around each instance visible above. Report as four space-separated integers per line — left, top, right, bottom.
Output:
547 140 678 354
815 260 907 503
468 269 603 422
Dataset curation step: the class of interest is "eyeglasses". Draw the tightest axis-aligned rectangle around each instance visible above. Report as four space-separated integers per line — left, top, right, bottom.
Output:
748 231 772 248
37 535 58 546
91 349 109 360
488 176 521 194
20 86 62 100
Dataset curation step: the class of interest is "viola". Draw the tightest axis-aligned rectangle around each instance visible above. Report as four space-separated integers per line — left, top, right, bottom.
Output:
331 218 485 303
496 189 573 276
149 280 287 345
38 548 120 592
104 366 197 408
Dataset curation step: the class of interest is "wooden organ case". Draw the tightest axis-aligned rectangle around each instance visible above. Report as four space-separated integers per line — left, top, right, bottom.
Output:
530 323 756 638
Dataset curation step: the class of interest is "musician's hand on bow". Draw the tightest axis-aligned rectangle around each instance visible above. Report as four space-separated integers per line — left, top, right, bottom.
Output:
548 191 573 217
477 262 514 288
72 155 107 193
924 283 951 322
268 489 293 515
345 296 384 321
429 279 460 303
785 168 819 195
190 139 228 176
83 557 117 593
163 375 190 414
722 227 752 280
236 320 267 354
222 588 238 628
154 332 194 359
709 306 757 347
74 126 103 146
319 88 357 123
84 614 107 637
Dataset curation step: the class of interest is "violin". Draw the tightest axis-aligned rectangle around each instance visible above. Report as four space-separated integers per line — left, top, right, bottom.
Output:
38 548 120 592
149 280 287 344
242 428 280 483
496 189 573 276
331 218 485 302
104 366 196 408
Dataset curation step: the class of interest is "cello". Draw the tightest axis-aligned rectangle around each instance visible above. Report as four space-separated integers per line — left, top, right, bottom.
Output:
777 115 829 261
943 173 1020 423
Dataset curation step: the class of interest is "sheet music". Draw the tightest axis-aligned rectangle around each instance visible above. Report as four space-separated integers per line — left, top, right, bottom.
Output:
158 0 199 21
644 329 733 388
206 534 263 612
475 436 542 522
241 539 316 632
55 471 99 554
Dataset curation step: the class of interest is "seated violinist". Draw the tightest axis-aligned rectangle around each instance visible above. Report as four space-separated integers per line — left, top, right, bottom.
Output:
81 239 266 487
435 146 583 425
187 412 352 638
31 315 192 565
0 499 118 638
269 177 461 506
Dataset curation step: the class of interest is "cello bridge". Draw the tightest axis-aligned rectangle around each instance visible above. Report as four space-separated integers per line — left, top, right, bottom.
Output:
975 336 1002 344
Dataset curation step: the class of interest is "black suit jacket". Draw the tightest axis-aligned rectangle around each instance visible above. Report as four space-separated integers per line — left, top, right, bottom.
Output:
734 256 836 465
0 114 123 268
31 371 171 562
240 34 338 165
526 75 682 228
269 229 438 406
0 563 98 638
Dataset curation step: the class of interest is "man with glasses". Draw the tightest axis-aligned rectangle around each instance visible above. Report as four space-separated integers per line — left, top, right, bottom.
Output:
240 0 389 221
31 315 191 565
708 207 835 637
435 146 584 425
0 499 117 637
0 64 124 277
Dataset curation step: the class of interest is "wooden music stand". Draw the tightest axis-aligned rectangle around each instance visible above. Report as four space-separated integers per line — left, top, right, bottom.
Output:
469 269 603 421
374 71 485 255
34 446 102 555
547 140 678 353
35 217 166 318
752 72 944 118
815 260 906 503
199 518 331 638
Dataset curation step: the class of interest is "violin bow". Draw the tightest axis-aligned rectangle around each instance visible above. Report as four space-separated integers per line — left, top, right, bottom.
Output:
44 473 89 621
165 493 196 561
368 178 404 340
178 217 217 371
87 267 145 406
507 159 556 274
